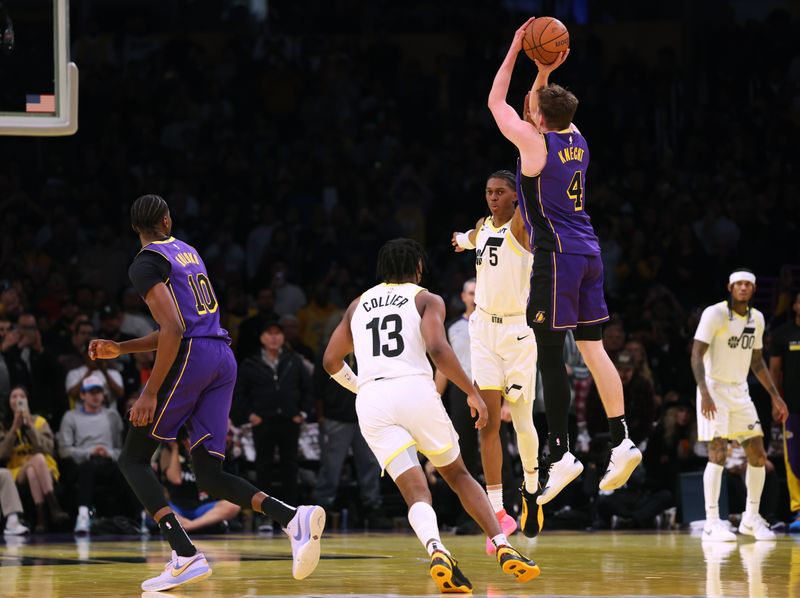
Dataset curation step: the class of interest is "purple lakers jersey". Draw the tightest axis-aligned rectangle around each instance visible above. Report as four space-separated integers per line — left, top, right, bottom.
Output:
138 237 229 341
516 129 600 256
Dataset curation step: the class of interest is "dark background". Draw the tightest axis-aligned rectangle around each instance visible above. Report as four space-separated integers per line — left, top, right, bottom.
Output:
0 0 798 525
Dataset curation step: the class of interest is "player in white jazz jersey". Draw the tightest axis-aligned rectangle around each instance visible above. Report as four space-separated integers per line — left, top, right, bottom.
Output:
452 170 542 549
691 269 788 542
323 239 540 592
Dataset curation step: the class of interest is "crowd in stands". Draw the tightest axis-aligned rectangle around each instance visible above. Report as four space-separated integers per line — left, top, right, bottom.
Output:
0 1 798 534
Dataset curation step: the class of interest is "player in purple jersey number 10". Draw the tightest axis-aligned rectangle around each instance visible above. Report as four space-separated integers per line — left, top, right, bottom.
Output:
487 19 641 509
88 195 325 591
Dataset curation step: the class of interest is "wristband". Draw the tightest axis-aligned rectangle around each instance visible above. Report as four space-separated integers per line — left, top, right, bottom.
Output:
331 362 358 393
455 232 475 250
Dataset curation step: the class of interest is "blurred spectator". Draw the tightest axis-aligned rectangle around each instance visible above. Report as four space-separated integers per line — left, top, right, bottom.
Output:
602 320 626 363
158 432 240 533
643 398 703 495
312 346 384 525
2 314 64 422
595 468 672 530
57 374 128 534
246 204 277 282
0 387 68 532
236 287 279 361
234 319 312 506
97 303 138 392
280 314 315 363
586 350 657 447
297 283 338 354
55 317 94 374
0 288 23 321
0 315 11 415
42 296 80 355
0 467 29 535
205 221 246 280
119 288 156 338
271 262 307 317
65 346 124 409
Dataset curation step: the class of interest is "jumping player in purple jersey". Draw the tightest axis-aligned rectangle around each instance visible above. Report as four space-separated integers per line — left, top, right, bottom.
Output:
488 18 642 507
89 195 325 592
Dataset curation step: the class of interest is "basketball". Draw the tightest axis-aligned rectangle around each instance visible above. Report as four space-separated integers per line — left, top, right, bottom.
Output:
522 17 569 64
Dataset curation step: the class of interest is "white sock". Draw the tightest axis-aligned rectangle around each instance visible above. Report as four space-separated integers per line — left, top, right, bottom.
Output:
408 502 444 556
79 505 90 518
508 398 539 488
6 513 18 527
486 485 504 514
745 465 766 516
704 462 724 521
491 533 508 548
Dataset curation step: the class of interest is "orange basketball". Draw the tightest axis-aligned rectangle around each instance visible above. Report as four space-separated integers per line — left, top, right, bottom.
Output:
522 17 569 65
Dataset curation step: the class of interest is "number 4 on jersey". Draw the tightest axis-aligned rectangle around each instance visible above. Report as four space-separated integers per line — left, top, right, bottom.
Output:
567 170 584 211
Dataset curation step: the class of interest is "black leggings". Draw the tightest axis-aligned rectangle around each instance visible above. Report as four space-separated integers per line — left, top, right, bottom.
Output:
118 425 261 516
534 327 571 459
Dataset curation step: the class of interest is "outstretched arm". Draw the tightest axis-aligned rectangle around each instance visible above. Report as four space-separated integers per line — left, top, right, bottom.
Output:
488 18 544 169
451 217 485 252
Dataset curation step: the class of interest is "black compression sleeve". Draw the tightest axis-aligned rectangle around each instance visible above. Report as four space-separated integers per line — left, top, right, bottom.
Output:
128 251 171 298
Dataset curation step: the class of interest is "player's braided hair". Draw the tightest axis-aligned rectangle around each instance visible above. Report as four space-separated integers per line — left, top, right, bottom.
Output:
487 170 516 189
130 194 169 235
376 238 427 284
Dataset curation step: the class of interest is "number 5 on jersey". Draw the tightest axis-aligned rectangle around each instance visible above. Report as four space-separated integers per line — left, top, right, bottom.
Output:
366 314 405 357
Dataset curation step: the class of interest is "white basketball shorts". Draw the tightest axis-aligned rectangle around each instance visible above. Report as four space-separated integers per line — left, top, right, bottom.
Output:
356 374 460 473
469 309 537 403
697 378 763 442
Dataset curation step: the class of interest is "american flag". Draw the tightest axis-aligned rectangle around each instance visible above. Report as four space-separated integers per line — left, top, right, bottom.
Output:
25 94 56 113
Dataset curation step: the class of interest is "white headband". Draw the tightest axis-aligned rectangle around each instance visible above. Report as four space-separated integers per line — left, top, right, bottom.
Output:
729 271 756 286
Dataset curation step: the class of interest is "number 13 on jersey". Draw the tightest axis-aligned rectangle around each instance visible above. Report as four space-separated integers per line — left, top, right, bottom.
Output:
366 314 405 357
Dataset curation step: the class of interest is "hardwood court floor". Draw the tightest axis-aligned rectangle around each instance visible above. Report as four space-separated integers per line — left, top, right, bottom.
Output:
1 530 797 597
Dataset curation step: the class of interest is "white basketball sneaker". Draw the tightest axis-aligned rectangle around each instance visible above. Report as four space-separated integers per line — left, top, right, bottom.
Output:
702 519 737 542
141 550 212 591
285 505 326 580
599 438 643 491
739 513 776 541
536 452 584 505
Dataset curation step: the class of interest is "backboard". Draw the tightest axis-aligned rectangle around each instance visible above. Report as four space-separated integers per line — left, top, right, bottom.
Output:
0 0 78 136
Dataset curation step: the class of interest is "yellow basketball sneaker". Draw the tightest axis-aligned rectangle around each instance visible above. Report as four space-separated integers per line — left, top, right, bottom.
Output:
520 481 544 538
429 549 473 593
496 544 541 583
